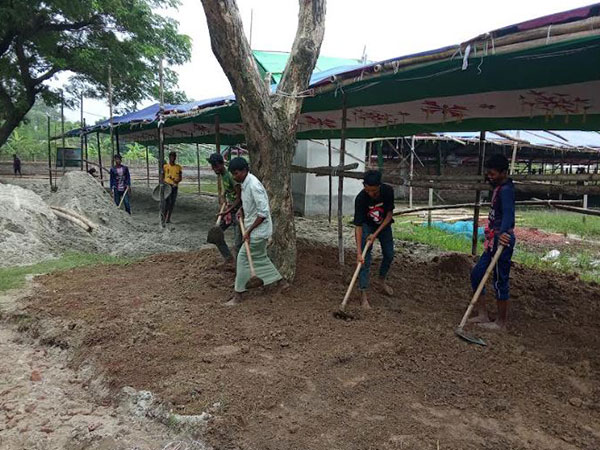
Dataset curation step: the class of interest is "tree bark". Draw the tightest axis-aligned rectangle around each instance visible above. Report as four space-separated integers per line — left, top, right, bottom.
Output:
200 0 326 281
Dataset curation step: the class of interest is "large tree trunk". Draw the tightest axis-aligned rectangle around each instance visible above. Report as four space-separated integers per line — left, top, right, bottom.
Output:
200 0 326 281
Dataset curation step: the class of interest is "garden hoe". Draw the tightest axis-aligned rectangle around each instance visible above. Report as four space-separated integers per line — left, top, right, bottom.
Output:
238 219 264 290
333 240 372 321
455 244 505 346
207 203 227 245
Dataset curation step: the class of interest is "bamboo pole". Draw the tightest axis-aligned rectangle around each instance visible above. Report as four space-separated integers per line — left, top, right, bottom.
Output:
47 116 53 190
60 90 65 172
338 94 347 266
409 136 415 208
552 204 600 217
83 119 88 173
472 131 486 256
427 188 433 227
52 209 92 232
158 58 166 228
510 142 518 175
80 92 84 171
108 64 115 167
328 138 332 224
145 145 150 187
97 132 104 187
393 199 582 216
196 143 201 193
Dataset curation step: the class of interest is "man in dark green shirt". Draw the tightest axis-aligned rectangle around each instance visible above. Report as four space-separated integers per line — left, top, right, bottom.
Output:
209 153 242 266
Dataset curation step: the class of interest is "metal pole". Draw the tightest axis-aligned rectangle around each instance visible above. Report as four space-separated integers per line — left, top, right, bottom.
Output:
145 145 150 187
328 138 332 224
196 143 201 193
471 131 486 256
338 94 347 266
97 132 104 187
47 116 53 190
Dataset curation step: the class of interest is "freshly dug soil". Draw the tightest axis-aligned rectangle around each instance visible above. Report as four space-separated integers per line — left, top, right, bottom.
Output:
23 243 600 450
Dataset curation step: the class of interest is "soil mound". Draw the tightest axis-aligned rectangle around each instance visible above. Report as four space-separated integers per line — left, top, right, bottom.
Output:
433 252 473 277
0 184 61 267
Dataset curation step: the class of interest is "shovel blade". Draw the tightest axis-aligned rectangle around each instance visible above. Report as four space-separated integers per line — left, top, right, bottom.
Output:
455 327 487 346
245 276 264 290
207 226 225 245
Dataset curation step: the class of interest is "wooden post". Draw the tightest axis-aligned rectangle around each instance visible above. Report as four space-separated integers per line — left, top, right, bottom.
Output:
115 128 121 157
583 194 588 223
145 145 150 187
428 188 433 227
47 116 53 190
215 115 223 204
60 90 65 172
471 131 486 256
328 138 332 224
83 119 88 172
437 140 442 176
338 94 347 265
108 64 115 167
97 132 104 187
409 136 415 208
196 143 201 193
158 58 166 228
377 140 384 171
80 92 84 170
510 142 518 175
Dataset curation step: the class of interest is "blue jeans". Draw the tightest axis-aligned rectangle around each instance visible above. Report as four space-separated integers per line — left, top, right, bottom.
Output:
470 234 515 301
114 189 131 214
359 224 394 290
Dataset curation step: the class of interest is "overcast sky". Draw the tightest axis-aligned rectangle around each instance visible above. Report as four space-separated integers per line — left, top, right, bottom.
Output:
65 0 594 122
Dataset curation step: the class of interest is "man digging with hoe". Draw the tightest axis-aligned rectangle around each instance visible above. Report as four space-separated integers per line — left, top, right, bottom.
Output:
225 157 288 306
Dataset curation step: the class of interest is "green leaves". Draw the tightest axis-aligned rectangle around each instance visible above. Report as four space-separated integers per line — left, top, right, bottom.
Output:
0 0 191 147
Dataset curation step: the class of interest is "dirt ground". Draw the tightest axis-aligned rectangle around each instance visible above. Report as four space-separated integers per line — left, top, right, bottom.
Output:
13 242 600 450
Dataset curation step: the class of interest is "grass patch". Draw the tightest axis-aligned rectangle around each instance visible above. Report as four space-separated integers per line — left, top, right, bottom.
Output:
178 182 218 195
518 208 600 238
0 252 133 292
394 221 600 283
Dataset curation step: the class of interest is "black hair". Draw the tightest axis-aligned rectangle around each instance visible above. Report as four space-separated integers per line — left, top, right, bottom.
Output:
485 154 509 172
208 153 224 166
115 153 122 160
228 157 249 173
363 170 382 186
169 151 177 158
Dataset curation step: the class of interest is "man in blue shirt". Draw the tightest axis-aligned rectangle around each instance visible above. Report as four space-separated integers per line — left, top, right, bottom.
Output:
109 154 132 214
469 154 515 330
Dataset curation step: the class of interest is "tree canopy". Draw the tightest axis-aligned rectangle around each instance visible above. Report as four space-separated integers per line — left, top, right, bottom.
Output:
0 0 191 148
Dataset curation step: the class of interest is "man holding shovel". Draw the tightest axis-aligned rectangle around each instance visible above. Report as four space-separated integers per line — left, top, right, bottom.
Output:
226 157 284 306
469 154 516 330
109 154 131 214
353 170 395 309
208 153 242 267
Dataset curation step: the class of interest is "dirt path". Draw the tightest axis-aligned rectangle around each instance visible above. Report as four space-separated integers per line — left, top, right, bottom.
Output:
11 243 600 450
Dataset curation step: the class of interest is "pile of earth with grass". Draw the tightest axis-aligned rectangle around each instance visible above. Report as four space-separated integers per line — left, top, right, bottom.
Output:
16 241 600 450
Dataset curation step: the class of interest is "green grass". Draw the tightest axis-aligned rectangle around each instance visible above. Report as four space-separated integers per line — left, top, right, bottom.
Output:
0 252 133 292
178 181 218 195
393 221 600 283
518 208 600 238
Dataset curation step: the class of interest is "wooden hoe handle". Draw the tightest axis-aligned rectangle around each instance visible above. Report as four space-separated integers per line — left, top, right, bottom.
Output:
238 219 257 278
340 240 372 311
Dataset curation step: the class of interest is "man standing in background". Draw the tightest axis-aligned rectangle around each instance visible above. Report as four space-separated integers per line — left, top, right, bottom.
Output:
109 154 131 214
13 154 21 177
163 151 182 223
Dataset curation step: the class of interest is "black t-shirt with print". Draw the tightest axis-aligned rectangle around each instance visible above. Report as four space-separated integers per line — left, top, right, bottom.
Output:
353 183 395 228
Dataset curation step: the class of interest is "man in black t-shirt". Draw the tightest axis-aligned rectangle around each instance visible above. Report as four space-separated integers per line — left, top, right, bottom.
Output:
353 170 395 308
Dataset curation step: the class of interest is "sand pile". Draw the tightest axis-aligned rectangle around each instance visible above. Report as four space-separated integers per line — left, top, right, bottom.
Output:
432 252 474 277
0 184 63 267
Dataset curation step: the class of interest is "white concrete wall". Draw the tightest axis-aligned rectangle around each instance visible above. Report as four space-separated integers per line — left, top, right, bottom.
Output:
292 139 365 217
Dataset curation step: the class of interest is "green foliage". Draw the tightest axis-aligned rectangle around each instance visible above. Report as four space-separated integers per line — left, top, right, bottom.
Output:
0 0 191 147
0 252 133 292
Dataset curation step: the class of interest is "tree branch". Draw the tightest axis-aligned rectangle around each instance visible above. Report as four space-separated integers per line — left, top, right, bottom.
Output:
33 66 61 86
275 0 326 120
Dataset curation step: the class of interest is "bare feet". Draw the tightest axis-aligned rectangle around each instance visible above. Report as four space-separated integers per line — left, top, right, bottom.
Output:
360 290 372 309
468 314 491 324
224 292 243 307
478 321 506 331
379 278 394 296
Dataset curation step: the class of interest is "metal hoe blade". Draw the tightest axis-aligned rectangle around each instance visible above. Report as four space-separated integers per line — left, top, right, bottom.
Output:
455 327 487 346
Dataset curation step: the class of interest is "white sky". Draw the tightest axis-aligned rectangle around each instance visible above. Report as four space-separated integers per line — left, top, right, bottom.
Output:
65 0 594 122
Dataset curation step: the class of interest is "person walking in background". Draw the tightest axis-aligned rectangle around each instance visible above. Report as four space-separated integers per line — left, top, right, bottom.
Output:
109 154 131 214
209 153 243 268
163 151 182 223
13 154 22 177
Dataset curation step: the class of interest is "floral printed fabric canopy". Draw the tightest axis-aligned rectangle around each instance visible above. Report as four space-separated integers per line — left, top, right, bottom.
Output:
107 4 600 146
